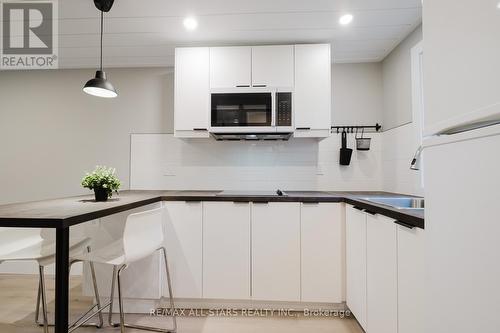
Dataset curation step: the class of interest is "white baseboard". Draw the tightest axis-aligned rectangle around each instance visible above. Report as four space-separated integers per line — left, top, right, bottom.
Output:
0 262 83 275
102 297 347 314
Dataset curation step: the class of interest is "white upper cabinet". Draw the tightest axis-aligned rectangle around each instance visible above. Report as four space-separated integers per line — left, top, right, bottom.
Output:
252 202 301 302
202 202 251 300
175 44 332 138
294 44 331 138
174 47 210 138
301 203 343 303
209 47 252 89
251 45 294 88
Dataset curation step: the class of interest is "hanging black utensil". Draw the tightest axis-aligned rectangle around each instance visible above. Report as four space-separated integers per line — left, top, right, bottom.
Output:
339 130 353 165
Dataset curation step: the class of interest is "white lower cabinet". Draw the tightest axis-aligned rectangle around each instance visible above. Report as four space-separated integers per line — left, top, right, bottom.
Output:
346 204 424 333
301 202 343 303
87 200 354 307
346 205 368 330
202 202 251 299
163 201 203 298
397 224 424 333
366 213 398 333
252 202 301 301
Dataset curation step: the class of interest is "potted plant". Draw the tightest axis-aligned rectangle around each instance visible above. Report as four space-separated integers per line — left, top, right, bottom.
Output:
81 166 121 202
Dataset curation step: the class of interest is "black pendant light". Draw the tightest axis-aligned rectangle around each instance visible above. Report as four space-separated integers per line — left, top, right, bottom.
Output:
83 0 117 98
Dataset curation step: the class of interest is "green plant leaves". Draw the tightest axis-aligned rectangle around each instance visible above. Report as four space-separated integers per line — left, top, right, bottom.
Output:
81 165 121 198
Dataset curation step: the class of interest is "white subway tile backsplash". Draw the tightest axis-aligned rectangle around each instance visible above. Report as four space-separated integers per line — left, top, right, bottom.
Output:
130 127 420 195
131 134 383 191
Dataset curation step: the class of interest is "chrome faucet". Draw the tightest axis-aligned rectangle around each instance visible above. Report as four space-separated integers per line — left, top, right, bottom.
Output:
410 146 423 170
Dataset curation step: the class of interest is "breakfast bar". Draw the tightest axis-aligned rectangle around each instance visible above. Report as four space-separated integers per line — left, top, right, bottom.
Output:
0 191 164 333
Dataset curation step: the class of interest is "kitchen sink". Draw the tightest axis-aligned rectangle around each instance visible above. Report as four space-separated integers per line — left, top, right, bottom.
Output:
362 197 424 209
216 190 288 197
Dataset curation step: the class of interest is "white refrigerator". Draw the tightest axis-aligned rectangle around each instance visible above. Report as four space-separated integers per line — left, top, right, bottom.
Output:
424 119 500 332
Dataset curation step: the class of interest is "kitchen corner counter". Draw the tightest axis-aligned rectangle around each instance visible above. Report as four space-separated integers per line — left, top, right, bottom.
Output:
160 190 424 229
342 193 425 229
0 190 424 229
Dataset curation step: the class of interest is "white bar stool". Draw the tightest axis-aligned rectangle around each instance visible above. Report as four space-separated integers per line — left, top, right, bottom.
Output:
0 228 105 333
72 207 177 333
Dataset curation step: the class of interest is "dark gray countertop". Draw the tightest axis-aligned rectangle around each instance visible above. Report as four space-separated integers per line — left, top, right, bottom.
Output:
0 190 424 229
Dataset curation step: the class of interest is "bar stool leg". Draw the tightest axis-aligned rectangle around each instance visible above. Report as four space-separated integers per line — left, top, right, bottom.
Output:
88 246 104 328
117 265 127 333
108 249 177 333
161 247 177 332
108 265 118 327
35 275 41 325
39 265 49 333
36 257 108 330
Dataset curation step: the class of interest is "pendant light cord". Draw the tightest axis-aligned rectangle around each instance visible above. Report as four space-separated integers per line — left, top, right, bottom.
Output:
100 10 103 71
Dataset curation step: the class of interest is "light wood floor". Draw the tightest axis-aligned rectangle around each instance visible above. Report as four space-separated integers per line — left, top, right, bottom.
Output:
0 274 363 333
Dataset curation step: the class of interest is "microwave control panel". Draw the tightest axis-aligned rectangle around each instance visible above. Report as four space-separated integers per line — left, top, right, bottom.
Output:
276 92 292 127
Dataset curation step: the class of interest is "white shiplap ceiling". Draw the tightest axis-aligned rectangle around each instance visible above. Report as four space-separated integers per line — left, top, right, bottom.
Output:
55 0 422 69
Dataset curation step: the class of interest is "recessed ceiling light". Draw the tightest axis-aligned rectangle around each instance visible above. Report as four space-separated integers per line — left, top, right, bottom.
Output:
497 1 500 9
339 14 353 25
183 17 198 31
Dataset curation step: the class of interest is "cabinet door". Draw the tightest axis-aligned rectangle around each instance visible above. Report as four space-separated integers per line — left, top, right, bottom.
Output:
366 213 398 333
174 47 210 137
210 47 252 88
398 225 424 333
345 205 367 330
301 203 343 302
251 45 294 88
203 202 251 299
252 202 301 301
294 44 331 137
163 201 202 299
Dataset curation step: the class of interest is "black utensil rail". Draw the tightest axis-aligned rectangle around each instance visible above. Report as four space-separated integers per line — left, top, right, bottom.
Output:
331 123 382 134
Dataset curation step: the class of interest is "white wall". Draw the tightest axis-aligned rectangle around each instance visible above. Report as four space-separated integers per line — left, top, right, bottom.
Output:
131 133 383 191
332 63 383 126
381 123 423 196
0 67 174 205
382 25 422 130
378 25 423 195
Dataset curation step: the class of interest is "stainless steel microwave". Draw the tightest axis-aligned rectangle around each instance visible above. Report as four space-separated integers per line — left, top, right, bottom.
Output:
209 89 293 139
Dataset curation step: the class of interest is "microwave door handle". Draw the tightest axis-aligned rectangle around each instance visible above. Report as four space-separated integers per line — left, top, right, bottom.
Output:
271 91 276 127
